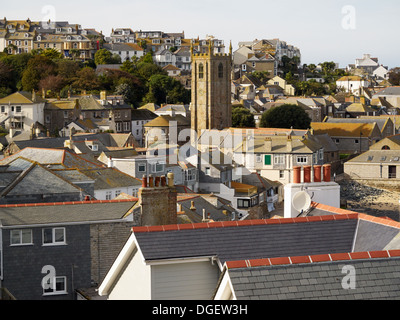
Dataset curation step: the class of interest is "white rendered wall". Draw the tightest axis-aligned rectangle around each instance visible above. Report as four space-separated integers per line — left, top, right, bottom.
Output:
284 182 340 218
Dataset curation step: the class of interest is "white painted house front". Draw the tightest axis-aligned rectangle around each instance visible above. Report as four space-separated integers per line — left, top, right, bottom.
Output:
336 76 370 96
98 234 220 300
0 91 45 138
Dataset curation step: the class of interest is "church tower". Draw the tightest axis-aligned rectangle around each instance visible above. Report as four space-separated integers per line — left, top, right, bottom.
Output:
190 40 232 140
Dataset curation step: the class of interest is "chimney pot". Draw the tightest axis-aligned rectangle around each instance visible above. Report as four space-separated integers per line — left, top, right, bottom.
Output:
303 166 311 183
161 175 166 187
148 175 154 187
167 172 174 187
142 175 147 188
155 176 160 187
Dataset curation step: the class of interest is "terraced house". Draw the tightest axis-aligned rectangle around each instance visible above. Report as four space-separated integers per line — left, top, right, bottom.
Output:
233 134 327 185
0 18 101 60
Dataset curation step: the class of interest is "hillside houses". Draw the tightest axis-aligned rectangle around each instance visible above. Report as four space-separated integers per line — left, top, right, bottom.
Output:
3 16 400 302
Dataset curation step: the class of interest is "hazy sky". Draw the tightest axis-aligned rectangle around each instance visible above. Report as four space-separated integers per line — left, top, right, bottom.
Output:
3 0 400 68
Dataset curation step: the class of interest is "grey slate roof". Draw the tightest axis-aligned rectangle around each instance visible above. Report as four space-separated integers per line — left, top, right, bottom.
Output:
134 219 358 264
226 257 400 300
0 200 137 226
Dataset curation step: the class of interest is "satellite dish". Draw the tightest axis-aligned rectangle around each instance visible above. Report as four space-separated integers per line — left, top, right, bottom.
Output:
292 191 312 213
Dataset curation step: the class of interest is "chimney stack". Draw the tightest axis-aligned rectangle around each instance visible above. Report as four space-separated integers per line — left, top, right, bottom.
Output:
286 135 292 152
265 137 272 152
138 173 177 226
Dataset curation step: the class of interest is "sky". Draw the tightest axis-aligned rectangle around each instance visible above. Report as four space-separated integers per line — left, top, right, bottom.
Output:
3 0 400 69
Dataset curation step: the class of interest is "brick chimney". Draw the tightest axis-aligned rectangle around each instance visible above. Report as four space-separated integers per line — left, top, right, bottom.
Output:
264 137 272 152
138 173 177 226
286 135 292 152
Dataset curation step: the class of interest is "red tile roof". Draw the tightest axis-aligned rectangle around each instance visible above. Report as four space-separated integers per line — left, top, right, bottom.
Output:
0 198 138 208
226 250 400 269
132 213 359 233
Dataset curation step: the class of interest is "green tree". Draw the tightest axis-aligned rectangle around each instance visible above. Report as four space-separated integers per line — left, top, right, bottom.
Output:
388 67 400 86
252 71 270 84
143 74 190 105
260 104 311 129
21 55 57 91
41 48 63 60
71 67 100 92
232 106 256 128
94 49 121 66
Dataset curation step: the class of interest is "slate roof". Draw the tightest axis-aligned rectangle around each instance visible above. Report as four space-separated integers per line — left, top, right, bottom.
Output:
0 163 83 197
80 168 141 190
0 148 103 170
224 253 400 300
0 199 137 226
311 122 379 138
133 215 358 265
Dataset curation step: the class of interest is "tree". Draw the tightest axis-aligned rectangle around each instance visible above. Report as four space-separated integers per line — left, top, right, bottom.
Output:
232 105 256 128
41 48 63 60
21 55 57 91
39 75 65 95
260 104 311 129
143 74 190 105
388 67 400 86
252 71 270 84
94 49 121 66
71 67 100 92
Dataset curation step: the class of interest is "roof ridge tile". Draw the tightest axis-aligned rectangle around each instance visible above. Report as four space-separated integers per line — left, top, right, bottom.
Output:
132 214 360 233
0 198 138 208
226 250 400 270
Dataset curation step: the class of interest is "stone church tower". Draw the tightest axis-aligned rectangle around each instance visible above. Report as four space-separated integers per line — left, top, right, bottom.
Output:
190 41 232 141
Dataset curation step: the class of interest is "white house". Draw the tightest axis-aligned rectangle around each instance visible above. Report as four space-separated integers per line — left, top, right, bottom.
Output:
102 42 144 62
80 167 142 200
0 91 46 138
373 65 389 80
336 76 370 96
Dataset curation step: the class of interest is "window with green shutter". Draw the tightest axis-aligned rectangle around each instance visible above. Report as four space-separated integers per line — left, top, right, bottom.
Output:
264 155 271 165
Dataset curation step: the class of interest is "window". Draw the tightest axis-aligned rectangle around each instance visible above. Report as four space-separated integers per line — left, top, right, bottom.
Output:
354 139 359 144
218 63 224 78
205 167 211 175
198 63 204 79
264 155 272 165
152 162 164 173
237 199 250 208
124 122 130 131
185 169 196 181
115 190 121 197
43 276 67 296
138 164 146 172
105 191 112 200
274 154 285 165
10 229 32 246
1 106 4 113
256 155 262 163
279 170 285 179
296 156 307 164
43 228 66 246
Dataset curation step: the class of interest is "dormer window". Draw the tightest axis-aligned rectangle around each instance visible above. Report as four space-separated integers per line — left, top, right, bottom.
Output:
68 27 73 33
56 28 61 33
67 36 72 41
37 36 41 41
24 33 29 38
